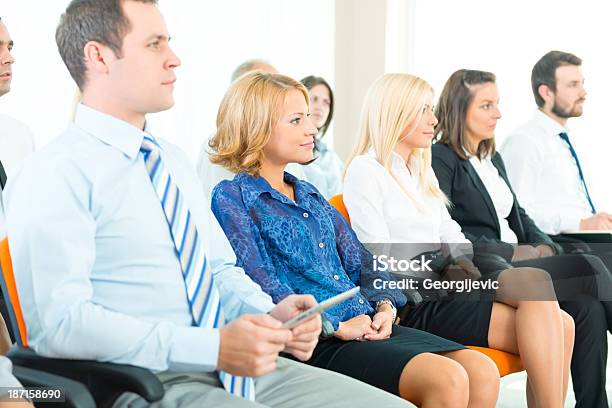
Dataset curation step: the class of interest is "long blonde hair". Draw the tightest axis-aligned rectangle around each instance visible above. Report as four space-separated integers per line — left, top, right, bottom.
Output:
346 73 448 207
209 71 309 175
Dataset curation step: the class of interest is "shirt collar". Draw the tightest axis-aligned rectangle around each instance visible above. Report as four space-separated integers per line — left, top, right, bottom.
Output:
235 171 322 208
368 147 416 172
74 104 153 159
532 109 569 138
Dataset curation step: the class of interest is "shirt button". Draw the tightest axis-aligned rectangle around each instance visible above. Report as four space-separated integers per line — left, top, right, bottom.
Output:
318 242 325 249
333 274 340 281
358 299 365 304
303 212 309 218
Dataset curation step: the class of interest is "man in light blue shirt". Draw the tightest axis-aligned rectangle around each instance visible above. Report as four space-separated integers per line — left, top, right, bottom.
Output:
3 1 409 406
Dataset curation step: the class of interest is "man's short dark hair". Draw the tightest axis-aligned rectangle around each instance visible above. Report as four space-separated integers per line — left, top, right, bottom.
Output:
55 0 157 90
531 50 582 108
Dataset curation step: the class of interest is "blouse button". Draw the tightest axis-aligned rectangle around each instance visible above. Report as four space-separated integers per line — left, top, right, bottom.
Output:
318 242 325 249
333 274 340 281
303 212 309 218
358 298 365 304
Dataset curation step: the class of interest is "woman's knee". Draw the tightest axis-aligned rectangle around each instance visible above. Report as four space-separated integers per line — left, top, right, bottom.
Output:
502 267 552 284
401 354 469 406
429 358 470 404
459 350 500 389
499 267 556 301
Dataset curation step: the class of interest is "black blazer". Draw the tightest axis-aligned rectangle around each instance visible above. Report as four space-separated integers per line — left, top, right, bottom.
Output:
431 143 561 262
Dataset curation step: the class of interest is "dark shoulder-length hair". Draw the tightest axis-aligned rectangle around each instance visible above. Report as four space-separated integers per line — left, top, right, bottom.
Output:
300 75 334 138
434 69 497 160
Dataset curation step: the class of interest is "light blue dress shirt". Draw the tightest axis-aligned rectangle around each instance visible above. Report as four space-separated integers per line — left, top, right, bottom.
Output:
3 104 275 373
301 139 344 200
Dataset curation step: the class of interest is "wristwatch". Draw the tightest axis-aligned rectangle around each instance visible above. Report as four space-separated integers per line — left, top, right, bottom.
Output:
376 299 397 323
321 315 335 339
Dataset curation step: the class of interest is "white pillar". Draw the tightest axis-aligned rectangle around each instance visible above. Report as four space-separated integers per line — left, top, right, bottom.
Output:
334 0 387 162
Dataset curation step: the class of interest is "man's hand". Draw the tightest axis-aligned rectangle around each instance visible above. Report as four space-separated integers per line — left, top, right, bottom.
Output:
512 245 540 262
334 315 377 341
364 305 393 341
217 314 291 377
580 213 612 231
0 316 11 356
269 295 322 361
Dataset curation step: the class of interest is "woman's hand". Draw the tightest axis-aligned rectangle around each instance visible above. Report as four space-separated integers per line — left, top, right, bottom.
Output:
443 259 481 281
334 315 377 341
364 305 394 341
535 244 555 258
511 245 540 262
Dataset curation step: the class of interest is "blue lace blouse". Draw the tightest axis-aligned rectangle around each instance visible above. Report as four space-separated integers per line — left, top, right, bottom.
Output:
211 172 406 330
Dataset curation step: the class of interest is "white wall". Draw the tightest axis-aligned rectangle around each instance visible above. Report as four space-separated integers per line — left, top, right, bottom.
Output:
0 0 335 163
411 0 612 210
2 0 611 210
334 0 387 161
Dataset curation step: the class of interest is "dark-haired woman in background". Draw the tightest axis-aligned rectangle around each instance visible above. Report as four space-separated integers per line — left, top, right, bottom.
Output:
431 69 612 408
300 76 344 199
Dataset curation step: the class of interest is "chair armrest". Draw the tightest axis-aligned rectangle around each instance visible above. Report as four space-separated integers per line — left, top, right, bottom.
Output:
8 348 164 403
12 365 96 408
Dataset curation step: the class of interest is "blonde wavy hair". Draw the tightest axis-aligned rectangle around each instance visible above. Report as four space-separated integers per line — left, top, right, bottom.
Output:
209 71 309 175
346 73 449 208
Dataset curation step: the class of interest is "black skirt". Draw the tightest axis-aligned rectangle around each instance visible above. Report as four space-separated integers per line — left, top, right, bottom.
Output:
399 267 503 348
400 299 494 347
306 324 465 395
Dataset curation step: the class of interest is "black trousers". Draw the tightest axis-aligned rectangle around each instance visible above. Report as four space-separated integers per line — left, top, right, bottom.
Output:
475 253 609 408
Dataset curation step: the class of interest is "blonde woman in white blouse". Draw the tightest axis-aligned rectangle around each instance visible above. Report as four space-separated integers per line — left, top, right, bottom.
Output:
344 73 574 408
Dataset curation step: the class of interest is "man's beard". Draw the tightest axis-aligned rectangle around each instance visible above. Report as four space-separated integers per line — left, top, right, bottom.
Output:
551 98 584 118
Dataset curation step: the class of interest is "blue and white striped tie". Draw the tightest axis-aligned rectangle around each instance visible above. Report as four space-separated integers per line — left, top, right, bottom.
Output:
140 135 255 400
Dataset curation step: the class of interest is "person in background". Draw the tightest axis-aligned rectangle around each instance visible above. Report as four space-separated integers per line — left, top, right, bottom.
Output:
432 68 612 408
0 16 34 408
210 70 501 408
344 73 575 408
501 51 612 235
0 16 35 228
4 1 412 407
299 75 343 199
230 58 277 83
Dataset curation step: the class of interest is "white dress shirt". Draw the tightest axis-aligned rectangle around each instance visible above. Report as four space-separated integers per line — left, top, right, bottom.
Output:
468 155 519 244
343 150 472 260
0 356 22 392
0 114 35 238
501 110 592 234
4 104 274 373
0 114 35 178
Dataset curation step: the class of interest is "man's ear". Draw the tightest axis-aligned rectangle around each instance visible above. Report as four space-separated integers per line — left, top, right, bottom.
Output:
83 40 117 77
538 84 554 105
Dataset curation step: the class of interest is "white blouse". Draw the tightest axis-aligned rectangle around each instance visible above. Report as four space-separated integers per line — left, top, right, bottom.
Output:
344 150 472 260
468 156 519 244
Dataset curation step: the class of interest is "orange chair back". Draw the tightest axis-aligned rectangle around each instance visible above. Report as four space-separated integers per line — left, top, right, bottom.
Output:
0 237 28 347
467 346 523 377
329 194 351 224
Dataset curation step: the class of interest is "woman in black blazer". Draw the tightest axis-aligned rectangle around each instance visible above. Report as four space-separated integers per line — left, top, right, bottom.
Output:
431 69 612 408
